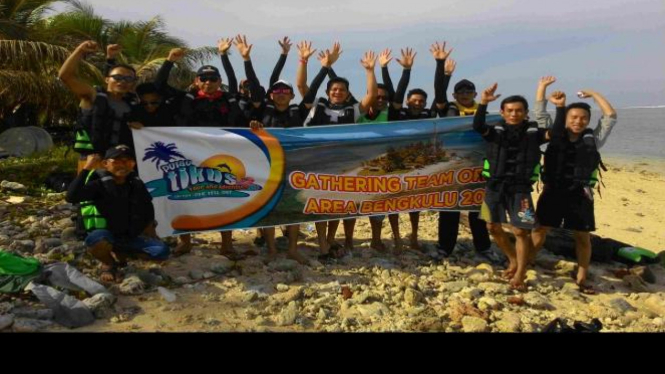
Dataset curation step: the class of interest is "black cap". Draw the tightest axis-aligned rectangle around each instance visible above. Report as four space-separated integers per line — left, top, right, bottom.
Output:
197 65 221 77
104 144 135 160
454 79 476 93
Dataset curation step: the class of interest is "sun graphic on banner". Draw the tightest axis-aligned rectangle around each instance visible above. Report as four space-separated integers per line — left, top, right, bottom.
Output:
200 154 246 179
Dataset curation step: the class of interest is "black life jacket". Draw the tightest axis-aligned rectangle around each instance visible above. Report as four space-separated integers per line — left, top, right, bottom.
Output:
177 90 244 127
261 102 304 128
78 169 153 237
74 87 138 154
304 98 358 126
398 107 434 120
481 121 542 186
542 128 601 189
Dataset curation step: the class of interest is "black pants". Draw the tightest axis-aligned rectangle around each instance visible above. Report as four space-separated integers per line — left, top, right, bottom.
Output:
438 211 491 254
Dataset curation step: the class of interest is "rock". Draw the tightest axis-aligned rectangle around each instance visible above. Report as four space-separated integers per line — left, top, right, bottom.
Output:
210 260 235 275
535 256 561 270
0 314 14 331
174 276 191 285
242 292 259 303
441 281 469 293
355 302 390 318
352 290 371 305
622 275 650 292
341 286 353 300
60 227 78 242
477 282 511 295
523 292 554 310
606 298 637 314
275 284 290 292
189 270 204 280
157 287 177 303
119 275 148 295
1 180 27 191
12 318 53 332
271 287 303 305
11 240 35 252
36 238 62 252
467 269 491 283
0 234 9 245
56 217 74 229
643 295 665 316
459 287 482 300
630 266 656 284
83 293 116 316
277 301 299 326
202 271 216 279
475 263 494 274
495 312 521 332
0 302 13 315
6 196 31 204
136 270 167 287
478 297 501 312
12 308 54 320
462 316 488 332
404 288 423 306
268 259 299 272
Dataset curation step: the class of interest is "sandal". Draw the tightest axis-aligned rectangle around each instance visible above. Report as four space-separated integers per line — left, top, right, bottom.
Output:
99 263 119 284
577 283 597 295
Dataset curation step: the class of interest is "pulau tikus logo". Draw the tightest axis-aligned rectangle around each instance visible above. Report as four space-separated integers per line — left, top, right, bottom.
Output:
143 129 286 234
143 141 263 200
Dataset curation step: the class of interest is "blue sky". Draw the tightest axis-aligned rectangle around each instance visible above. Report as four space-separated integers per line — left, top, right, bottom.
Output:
56 0 665 108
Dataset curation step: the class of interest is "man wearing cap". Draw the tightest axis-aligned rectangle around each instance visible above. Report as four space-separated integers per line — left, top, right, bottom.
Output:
66 145 170 283
434 59 498 264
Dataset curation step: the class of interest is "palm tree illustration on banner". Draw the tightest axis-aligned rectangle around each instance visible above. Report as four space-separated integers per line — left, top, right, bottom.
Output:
143 142 186 169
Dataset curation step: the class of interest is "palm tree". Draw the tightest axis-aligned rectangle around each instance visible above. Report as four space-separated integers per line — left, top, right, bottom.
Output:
143 141 186 169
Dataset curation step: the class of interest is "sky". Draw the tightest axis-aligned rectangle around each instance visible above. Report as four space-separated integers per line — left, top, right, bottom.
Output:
53 0 665 108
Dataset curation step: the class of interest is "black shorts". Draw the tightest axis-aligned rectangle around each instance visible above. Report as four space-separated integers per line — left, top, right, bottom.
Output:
480 188 537 230
536 186 596 232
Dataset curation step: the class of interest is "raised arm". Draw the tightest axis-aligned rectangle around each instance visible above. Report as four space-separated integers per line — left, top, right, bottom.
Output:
234 34 264 106
392 48 416 110
475 83 502 136
302 50 333 109
430 41 453 110
269 36 292 86
102 44 122 77
155 48 186 95
218 37 237 95
295 40 317 98
359 50 378 114
548 90 567 141
379 48 395 98
579 89 617 149
534 76 556 128
58 41 98 107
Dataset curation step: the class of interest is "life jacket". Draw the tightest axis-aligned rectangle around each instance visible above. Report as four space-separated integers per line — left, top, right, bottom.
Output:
177 89 241 127
451 101 479 117
481 121 542 186
304 98 359 126
541 128 602 189
74 87 138 154
77 169 151 235
261 102 304 128
398 107 433 120
358 108 389 124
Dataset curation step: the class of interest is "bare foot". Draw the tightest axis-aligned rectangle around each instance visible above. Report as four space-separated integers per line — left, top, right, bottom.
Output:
409 234 421 251
287 251 309 265
501 267 517 280
173 241 193 257
510 272 527 292
370 239 387 252
99 264 120 284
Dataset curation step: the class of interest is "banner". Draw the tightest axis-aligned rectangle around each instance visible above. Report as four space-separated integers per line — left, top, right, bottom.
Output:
132 115 499 237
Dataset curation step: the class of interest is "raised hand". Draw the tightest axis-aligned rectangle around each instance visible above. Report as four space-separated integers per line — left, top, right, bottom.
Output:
430 41 453 60
250 120 264 131
577 89 595 99
278 36 292 55
396 47 416 69
328 41 343 66
234 34 253 60
481 83 501 104
297 41 317 62
539 76 557 88
106 44 122 59
168 48 186 62
444 58 457 75
218 37 233 55
379 48 393 67
77 40 98 54
317 49 333 68
549 91 567 107
360 50 377 70
84 154 102 169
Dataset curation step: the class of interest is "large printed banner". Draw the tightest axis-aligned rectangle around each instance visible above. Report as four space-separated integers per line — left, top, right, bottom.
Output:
132 115 500 238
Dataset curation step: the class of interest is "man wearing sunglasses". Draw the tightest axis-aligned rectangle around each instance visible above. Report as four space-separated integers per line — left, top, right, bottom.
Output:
59 41 140 171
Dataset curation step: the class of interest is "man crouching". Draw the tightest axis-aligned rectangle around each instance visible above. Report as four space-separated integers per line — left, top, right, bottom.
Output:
66 145 170 283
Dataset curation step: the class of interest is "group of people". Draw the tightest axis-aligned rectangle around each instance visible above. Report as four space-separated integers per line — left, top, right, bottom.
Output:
58 36 617 293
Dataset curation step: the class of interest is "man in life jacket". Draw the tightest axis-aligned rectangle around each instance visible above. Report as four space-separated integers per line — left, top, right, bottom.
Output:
474 83 552 291
300 46 378 262
154 42 247 259
531 89 605 295
66 145 169 284
433 60 498 264
59 41 139 173
358 48 414 253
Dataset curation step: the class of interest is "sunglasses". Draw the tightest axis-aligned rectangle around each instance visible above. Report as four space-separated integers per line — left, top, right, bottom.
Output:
456 90 476 95
142 101 161 107
271 88 292 95
110 74 136 83
199 76 220 83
